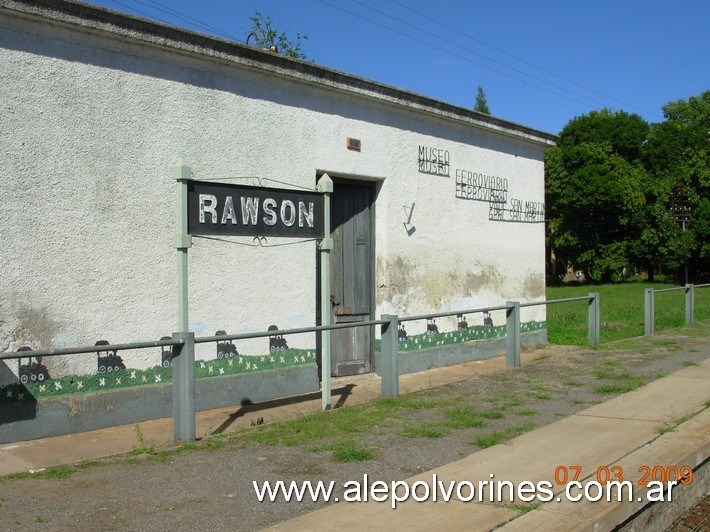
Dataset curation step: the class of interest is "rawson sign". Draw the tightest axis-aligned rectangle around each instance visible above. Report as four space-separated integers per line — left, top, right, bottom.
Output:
187 181 324 238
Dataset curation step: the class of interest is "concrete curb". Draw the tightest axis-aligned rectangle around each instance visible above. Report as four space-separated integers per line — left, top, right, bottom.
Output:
267 360 710 531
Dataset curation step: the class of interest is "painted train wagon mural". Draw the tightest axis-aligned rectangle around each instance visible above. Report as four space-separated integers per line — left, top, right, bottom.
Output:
0 326 312 404
1 319 544 405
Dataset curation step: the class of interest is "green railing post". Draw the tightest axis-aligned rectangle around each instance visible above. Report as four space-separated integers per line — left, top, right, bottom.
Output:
380 314 399 397
685 284 694 325
172 331 195 442
506 301 520 368
588 292 600 347
644 288 655 336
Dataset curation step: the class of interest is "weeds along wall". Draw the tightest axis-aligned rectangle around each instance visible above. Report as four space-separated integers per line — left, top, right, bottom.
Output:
0 0 555 387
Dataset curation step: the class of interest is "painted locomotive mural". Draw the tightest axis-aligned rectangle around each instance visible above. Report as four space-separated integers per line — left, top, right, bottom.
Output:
17 346 51 384
95 340 126 373
215 330 238 360
268 325 289 353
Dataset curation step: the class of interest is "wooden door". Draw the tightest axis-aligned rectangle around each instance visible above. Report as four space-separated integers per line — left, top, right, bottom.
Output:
329 182 373 376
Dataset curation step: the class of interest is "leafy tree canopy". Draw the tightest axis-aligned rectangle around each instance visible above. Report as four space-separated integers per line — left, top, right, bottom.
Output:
547 92 710 283
557 108 649 162
662 91 710 128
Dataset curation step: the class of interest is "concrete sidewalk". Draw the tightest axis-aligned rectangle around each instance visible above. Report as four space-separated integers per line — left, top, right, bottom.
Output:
268 359 710 531
0 351 708 531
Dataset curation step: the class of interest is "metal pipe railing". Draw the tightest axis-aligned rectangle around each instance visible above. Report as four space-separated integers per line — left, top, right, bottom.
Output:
0 292 607 442
0 338 183 362
644 283 708 335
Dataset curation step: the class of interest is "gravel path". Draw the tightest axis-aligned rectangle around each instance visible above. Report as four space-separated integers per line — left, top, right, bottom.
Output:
1 328 708 531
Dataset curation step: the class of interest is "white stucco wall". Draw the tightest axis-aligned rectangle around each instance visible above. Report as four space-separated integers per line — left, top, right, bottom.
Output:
0 3 552 385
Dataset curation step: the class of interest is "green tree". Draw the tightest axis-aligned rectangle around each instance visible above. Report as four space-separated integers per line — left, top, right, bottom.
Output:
546 109 650 282
547 94 710 284
546 140 646 282
642 92 710 280
474 85 490 114
247 12 308 60
556 108 649 161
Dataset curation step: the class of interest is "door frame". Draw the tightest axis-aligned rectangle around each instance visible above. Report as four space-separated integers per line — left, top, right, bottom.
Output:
315 172 380 378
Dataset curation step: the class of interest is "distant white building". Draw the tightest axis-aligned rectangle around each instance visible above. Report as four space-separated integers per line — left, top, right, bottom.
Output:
0 0 555 387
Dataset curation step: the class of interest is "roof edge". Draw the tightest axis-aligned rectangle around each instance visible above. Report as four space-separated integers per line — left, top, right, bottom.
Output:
0 0 558 146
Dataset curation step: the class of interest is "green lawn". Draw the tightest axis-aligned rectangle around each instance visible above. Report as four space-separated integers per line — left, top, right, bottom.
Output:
546 283 710 345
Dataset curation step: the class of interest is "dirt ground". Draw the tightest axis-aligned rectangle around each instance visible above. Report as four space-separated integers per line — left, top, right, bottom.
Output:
0 329 708 531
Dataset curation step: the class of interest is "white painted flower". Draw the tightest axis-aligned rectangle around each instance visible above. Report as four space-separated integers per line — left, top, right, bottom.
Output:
130 371 137 379
219 368 225 375
155 375 162 383
54 381 63 390
99 378 105 387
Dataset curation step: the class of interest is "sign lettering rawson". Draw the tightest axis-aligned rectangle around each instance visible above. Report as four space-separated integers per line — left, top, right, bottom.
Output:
187 180 324 238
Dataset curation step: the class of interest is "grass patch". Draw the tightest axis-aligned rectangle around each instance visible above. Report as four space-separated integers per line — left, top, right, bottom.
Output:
657 415 692 435
473 423 537 448
129 424 155 455
682 360 699 367
505 501 543 514
7 465 75 480
402 425 450 439
75 460 103 470
444 407 487 429
546 282 710 344
329 440 375 462
502 397 523 408
596 378 647 395
473 431 505 448
480 409 505 420
515 409 537 416
592 363 649 395
529 391 551 400
563 380 583 387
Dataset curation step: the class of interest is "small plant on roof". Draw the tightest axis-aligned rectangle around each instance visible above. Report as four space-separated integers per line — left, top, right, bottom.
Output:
247 12 309 60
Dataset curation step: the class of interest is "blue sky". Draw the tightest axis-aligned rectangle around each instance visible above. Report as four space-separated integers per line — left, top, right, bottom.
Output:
85 0 709 135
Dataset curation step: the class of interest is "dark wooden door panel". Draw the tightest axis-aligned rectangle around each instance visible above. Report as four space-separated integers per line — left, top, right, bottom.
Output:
329 182 373 376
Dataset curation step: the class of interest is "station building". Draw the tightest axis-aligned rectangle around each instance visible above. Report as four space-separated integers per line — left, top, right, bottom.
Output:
0 0 555 417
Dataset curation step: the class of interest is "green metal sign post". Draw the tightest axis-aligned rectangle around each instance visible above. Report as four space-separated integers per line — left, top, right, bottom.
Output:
317 174 333 410
173 159 196 442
